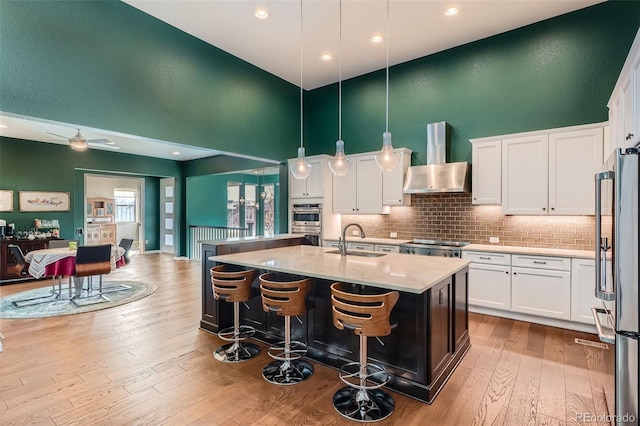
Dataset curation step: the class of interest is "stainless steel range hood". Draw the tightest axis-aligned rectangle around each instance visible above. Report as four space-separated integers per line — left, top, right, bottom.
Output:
403 121 471 194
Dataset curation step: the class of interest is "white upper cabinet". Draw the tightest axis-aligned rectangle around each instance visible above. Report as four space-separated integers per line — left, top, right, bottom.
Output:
608 28 640 155
501 134 549 215
288 156 325 199
549 128 603 215
382 148 412 206
470 138 501 205
333 154 387 214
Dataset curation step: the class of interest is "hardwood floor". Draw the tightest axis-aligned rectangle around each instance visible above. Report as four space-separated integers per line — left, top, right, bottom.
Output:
0 253 614 425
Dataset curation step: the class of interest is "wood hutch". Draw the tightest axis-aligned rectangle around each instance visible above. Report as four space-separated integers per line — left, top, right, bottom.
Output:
86 197 117 245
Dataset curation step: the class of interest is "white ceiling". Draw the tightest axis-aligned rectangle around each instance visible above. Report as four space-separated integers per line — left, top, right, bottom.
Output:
1 0 603 160
124 0 603 90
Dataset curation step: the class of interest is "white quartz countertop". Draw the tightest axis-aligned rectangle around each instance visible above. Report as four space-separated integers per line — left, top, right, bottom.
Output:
323 237 412 245
462 244 597 259
200 234 305 245
210 245 470 294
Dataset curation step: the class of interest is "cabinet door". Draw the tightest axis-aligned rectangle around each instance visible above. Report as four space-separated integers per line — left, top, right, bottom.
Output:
571 259 612 324
502 135 549 215
429 279 452 383
289 160 310 198
472 139 502 205
355 155 384 213
632 53 640 147
621 72 634 149
511 266 571 320
333 162 357 213
468 263 511 310
382 149 411 206
305 158 324 198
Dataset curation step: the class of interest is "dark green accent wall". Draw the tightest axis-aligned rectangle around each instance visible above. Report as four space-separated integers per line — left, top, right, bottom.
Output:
305 1 640 165
0 0 299 162
0 137 179 251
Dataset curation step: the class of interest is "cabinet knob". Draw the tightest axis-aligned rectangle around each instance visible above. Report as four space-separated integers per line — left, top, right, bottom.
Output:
551 207 555 211
513 272 518 275
626 133 634 140
473 197 477 200
505 271 509 274
542 207 546 211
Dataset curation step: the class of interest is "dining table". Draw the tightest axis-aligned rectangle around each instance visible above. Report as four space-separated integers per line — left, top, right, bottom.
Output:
24 245 126 297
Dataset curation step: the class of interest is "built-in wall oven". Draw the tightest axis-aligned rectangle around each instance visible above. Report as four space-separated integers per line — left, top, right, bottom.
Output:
291 203 322 246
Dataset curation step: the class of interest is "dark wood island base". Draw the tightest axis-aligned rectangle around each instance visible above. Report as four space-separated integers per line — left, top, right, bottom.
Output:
200 241 470 404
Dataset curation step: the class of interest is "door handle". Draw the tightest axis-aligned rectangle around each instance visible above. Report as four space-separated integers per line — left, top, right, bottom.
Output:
595 169 615 301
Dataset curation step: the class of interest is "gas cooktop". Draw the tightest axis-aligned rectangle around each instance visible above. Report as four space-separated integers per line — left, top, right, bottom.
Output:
399 239 470 257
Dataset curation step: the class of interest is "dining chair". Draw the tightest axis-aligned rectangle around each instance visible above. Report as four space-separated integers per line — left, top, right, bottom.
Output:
118 238 134 264
48 239 78 249
8 244 61 307
73 244 112 305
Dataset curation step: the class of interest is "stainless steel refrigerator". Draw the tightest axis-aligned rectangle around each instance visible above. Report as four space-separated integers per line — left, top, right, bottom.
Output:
594 146 639 424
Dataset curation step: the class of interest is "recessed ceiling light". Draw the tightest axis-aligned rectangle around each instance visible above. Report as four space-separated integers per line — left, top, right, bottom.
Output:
321 54 332 61
371 35 383 43
255 8 268 19
172 151 181 155
445 7 458 16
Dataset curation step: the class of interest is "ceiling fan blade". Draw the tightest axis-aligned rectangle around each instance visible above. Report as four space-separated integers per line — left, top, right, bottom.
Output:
87 142 120 150
46 132 71 140
87 138 113 144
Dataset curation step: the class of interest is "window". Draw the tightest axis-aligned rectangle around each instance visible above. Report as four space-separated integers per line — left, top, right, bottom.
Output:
227 183 241 228
114 190 136 223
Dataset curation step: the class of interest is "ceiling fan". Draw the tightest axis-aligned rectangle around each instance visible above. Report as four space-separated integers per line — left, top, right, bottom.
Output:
46 128 120 151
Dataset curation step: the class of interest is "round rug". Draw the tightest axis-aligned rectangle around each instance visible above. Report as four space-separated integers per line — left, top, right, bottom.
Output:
0 281 156 319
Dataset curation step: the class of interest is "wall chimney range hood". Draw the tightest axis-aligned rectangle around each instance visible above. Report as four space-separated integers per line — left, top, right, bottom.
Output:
403 121 471 194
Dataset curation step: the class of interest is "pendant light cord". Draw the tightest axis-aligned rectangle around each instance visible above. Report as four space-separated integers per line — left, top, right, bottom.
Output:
385 0 390 133
338 0 342 141
300 0 304 149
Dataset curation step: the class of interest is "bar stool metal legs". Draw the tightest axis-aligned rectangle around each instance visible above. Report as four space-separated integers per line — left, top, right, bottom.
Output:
211 266 261 363
259 272 314 385
330 282 399 422
332 334 394 422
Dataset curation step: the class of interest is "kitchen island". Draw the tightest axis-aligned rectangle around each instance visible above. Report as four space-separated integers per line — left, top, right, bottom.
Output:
207 245 471 404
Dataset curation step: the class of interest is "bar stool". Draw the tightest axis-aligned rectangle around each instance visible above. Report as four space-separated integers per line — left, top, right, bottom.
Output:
330 282 399 422
210 265 260 363
259 272 314 385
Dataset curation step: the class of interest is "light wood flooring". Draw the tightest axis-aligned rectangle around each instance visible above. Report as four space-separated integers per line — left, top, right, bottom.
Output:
0 253 614 425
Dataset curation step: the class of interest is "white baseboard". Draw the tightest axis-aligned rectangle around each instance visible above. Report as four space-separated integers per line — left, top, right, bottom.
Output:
172 256 190 261
143 250 161 254
469 305 598 334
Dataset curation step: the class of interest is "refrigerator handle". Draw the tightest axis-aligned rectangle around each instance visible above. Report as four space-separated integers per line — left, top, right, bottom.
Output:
595 170 615 301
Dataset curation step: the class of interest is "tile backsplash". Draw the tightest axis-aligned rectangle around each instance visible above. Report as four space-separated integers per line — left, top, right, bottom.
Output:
341 193 609 251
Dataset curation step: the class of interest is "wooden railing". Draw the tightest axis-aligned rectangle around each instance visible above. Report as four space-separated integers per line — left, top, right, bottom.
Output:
188 225 249 260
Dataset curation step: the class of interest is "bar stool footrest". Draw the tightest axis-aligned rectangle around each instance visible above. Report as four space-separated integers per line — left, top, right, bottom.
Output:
214 342 261 363
217 325 255 342
338 362 390 390
262 359 314 385
333 386 394 422
266 340 308 361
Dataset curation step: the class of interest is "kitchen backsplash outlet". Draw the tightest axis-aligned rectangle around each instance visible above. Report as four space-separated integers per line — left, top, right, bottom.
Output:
341 193 610 251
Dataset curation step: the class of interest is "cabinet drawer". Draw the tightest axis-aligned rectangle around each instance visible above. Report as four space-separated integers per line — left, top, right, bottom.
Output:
512 255 570 271
375 244 400 253
323 240 341 248
462 251 510 266
348 242 375 251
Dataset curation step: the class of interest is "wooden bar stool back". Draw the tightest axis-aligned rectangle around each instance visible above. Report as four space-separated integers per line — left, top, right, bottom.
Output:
330 282 399 422
259 272 314 385
210 265 260 363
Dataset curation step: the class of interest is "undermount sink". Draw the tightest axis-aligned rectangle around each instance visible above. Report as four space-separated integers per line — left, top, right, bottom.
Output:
325 250 387 258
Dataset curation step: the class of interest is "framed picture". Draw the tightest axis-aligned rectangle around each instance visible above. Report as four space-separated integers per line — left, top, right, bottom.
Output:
0 190 13 212
19 191 70 212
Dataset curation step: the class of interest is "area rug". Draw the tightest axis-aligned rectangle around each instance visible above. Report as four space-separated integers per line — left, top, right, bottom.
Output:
0 281 156 319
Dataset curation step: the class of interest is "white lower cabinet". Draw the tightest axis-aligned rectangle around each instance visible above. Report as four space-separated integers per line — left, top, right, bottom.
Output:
468 263 511 310
347 242 375 251
571 258 611 325
511 265 571 320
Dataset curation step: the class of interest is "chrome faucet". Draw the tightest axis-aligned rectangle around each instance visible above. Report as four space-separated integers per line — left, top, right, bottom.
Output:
339 223 366 256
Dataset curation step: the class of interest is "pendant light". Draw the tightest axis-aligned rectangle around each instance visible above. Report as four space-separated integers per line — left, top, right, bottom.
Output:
328 0 352 177
290 0 312 180
374 0 400 172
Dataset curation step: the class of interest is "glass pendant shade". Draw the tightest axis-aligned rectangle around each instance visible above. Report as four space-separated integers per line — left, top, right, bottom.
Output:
328 139 352 176
375 131 401 172
291 146 312 179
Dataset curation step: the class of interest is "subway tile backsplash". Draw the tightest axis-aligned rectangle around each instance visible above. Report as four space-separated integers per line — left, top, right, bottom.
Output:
341 193 609 251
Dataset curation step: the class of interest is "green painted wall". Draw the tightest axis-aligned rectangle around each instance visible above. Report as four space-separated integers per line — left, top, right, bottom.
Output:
0 0 299 162
305 1 640 165
0 137 179 251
